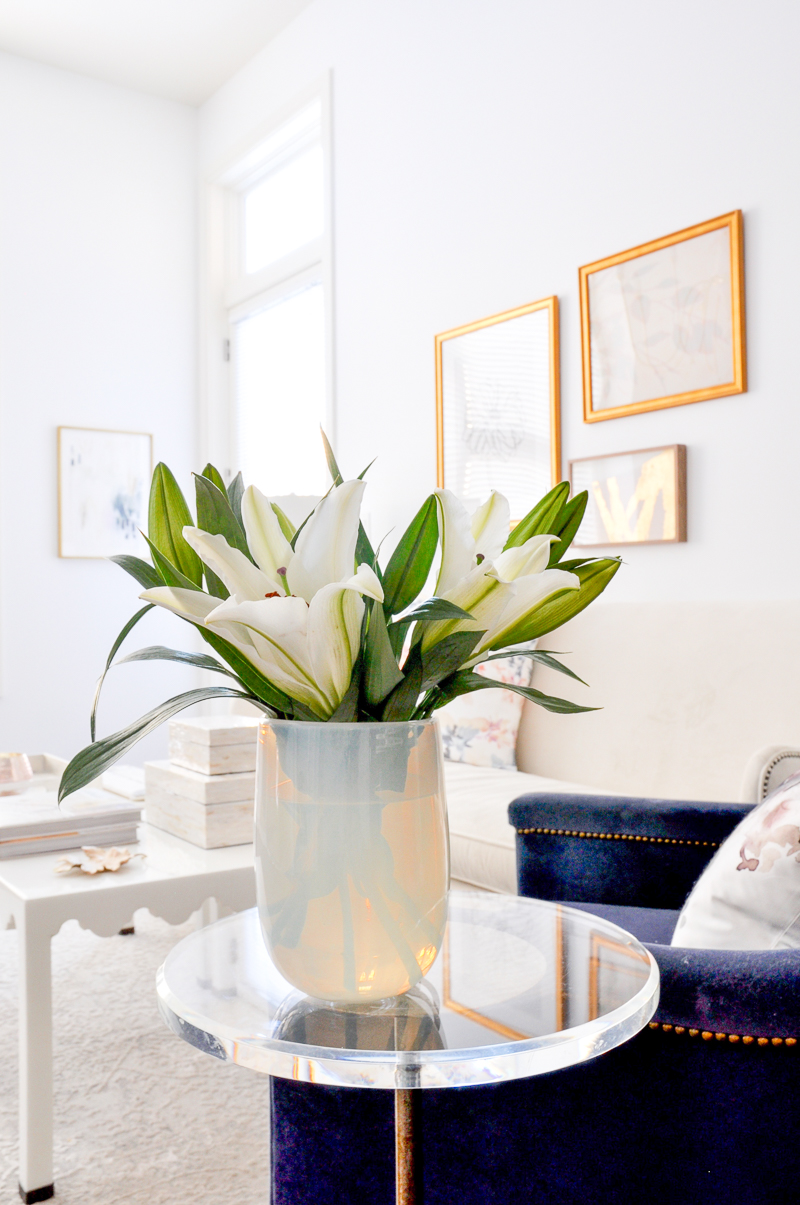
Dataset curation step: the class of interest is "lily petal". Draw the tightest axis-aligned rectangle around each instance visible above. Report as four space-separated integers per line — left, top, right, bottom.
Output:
205 595 330 715
287 479 367 601
241 485 295 580
434 489 476 595
470 491 511 561
344 563 384 602
493 534 557 582
183 527 281 600
139 587 220 624
307 583 365 708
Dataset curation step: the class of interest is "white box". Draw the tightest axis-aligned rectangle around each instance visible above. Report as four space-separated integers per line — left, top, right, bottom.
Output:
168 715 260 776
144 760 255 849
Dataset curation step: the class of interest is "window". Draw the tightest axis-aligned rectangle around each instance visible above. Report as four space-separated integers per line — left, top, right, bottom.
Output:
203 84 333 495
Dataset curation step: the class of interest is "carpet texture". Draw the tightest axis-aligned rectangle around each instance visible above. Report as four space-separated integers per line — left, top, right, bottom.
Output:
0 910 271 1204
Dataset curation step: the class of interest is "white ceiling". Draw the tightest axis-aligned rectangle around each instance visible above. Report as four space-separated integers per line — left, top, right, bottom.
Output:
0 0 315 105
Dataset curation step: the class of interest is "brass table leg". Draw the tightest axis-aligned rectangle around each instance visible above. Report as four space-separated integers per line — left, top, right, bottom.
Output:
394 1087 416 1204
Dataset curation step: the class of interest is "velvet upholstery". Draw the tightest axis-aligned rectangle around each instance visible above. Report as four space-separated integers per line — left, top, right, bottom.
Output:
270 792 800 1203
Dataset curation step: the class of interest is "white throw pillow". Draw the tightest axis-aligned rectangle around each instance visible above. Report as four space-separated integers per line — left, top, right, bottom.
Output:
435 654 532 771
672 772 800 949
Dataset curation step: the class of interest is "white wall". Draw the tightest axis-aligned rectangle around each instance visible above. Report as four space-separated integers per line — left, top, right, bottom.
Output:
199 0 800 605
0 52 198 762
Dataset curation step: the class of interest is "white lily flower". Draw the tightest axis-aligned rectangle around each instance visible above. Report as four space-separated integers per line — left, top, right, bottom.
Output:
287 479 366 602
139 586 220 623
204 563 381 718
206 595 329 714
421 562 516 653
434 488 510 595
183 527 281 599
241 486 294 582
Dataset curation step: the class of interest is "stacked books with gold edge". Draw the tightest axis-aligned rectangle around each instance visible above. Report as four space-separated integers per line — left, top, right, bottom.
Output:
0 755 142 859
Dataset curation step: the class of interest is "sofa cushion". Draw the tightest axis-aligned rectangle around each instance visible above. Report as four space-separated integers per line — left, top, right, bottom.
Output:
444 762 601 893
673 771 800 949
564 900 679 945
436 654 532 770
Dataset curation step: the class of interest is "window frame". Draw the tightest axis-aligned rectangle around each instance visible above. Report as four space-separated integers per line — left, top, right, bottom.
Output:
199 74 334 484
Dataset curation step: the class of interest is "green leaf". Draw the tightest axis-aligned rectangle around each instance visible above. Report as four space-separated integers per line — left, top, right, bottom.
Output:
115 645 240 679
394 597 473 626
356 521 382 580
202 463 227 493
227 472 245 529
499 558 622 645
504 481 570 550
321 429 344 485
270 502 295 541
142 534 202 592
90 604 155 741
436 671 598 715
109 555 163 590
479 649 588 686
363 602 404 707
380 652 424 722
382 496 439 617
548 492 588 566
420 630 485 691
148 463 202 585
357 458 377 480
61 686 270 802
194 473 252 561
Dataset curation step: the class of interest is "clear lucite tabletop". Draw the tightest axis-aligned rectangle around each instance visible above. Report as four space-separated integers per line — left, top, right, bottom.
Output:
157 892 659 1090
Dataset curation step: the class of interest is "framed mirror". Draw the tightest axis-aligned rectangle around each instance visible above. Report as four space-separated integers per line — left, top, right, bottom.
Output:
435 296 561 521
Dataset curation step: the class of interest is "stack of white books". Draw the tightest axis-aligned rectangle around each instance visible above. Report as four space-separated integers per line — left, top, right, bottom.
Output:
0 787 142 860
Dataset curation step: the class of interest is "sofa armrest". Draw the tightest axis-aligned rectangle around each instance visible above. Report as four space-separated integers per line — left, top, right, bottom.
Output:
509 793 752 909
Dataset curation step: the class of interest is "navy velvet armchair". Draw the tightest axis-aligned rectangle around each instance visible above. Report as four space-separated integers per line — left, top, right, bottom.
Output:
270 793 800 1204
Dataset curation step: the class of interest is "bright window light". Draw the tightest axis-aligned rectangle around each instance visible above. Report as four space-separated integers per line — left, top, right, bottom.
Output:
234 283 327 495
244 145 323 274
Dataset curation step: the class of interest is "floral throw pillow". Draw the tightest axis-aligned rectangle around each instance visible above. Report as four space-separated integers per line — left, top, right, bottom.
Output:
672 772 800 949
435 655 533 771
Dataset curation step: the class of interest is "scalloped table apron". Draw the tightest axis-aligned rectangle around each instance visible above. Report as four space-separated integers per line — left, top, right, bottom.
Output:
0 822 257 1204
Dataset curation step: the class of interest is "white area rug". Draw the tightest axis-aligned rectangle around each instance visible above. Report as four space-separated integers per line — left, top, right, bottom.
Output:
0 911 271 1204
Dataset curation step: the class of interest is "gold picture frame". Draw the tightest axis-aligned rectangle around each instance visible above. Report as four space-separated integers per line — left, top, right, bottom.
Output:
435 296 561 520
580 210 746 422
569 444 687 547
57 426 153 559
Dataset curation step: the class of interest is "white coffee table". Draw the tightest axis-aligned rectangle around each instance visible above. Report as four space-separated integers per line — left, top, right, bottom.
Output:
0 822 257 1203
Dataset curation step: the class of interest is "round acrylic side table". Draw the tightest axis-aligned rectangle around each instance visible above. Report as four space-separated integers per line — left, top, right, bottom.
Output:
157 892 659 1204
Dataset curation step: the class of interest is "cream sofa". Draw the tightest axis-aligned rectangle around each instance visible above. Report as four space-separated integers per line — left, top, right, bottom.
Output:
445 600 800 893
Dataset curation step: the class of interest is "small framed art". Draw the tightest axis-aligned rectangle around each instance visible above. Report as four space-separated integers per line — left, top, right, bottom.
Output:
569 445 686 547
580 210 746 422
435 296 560 521
58 426 153 558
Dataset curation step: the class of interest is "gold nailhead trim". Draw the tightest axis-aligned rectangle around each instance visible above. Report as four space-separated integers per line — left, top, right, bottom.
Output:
649 1023 795 1046
515 826 718 848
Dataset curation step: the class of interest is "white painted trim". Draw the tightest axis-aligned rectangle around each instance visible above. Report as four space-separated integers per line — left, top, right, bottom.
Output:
198 72 334 481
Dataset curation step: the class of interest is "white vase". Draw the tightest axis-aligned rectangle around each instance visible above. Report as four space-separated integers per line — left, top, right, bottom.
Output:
254 719 449 1003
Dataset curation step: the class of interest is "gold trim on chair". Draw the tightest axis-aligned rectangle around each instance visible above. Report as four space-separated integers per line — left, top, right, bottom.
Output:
515 827 719 849
648 1022 797 1047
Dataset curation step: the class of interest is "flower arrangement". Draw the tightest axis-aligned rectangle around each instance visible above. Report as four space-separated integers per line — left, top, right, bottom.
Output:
59 436 620 801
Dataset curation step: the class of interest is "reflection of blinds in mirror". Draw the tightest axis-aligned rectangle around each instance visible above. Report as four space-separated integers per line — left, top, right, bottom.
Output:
442 308 551 519
233 282 326 496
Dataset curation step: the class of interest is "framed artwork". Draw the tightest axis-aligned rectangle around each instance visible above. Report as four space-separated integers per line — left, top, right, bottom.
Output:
435 296 560 521
579 210 746 422
58 427 153 558
588 932 651 1021
441 895 564 1039
569 445 687 547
